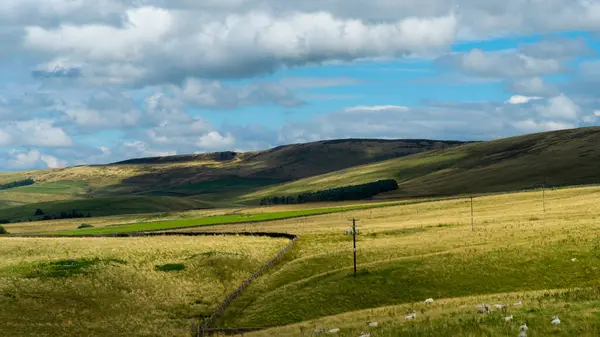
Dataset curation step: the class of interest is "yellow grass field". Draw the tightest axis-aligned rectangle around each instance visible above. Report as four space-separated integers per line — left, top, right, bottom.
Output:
0 235 288 337
4 185 600 336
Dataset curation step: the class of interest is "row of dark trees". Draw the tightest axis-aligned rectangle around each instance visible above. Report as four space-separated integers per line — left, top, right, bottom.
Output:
260 179 399 205
34 208 91 221
0 178 35 190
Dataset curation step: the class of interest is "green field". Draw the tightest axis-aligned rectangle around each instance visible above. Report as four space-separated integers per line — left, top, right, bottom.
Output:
3 185 600 336
51 200 426 235
0 196 210 223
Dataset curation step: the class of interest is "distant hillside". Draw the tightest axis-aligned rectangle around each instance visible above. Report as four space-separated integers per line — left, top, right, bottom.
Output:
242 127 600 202
0 138 464 221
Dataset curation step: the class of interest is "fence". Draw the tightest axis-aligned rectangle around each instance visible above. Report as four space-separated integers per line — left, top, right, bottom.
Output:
196 232 298 336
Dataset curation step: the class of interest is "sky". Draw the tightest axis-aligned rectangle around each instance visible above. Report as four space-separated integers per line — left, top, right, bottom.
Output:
2 0 600 171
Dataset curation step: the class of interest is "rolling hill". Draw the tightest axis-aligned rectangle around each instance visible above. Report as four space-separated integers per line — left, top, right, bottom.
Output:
3 127 600 222
0 138 463 221
243 127 600 202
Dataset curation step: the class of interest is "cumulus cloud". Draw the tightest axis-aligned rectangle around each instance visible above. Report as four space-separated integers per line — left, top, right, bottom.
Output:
23 7 458 84
506 76 558 97
278 95 586 143
0 120 72 147
5 150 67 170
437 48 564 78
58 90 142 129
166 78 304 109
518 36 596 59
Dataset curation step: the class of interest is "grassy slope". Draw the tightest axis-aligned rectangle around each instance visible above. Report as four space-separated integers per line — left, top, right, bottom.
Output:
0 196 210 223
242 127 600 202
0 235 288 337
194 185 600 330
248 288 600 336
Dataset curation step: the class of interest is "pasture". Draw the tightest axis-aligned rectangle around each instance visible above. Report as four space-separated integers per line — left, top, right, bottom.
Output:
0 235 288 337
3 185 600 336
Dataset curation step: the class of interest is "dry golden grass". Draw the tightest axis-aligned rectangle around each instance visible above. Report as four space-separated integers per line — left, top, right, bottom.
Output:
199 185 600 330
0 235 288 337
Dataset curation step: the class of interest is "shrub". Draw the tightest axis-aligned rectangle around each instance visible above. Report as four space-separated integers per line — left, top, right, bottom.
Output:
155 263 185 272
77 224 94 229
0 225 8 235
34 208 44 216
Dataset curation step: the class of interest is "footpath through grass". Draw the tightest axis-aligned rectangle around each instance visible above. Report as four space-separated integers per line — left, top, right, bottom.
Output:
50 200 435 235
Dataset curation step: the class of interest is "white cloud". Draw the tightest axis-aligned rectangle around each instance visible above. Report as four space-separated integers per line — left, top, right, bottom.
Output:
594 110 600 117
5 150 67 169
24 7 458 84
511 120 575 133
196 131 236 150
535 94 580 120
438 49 564 78
1 120 72 147
40 154 68 168
506 76 558 97
506 95 542 104
518 36 595 59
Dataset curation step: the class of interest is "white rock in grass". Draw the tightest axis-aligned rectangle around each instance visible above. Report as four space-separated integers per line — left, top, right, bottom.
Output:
571 258 577 262
405 312 416 320
424 298 434 304
513 300 523 306
368 321 378 327
328 328 340 333
359 333 371 337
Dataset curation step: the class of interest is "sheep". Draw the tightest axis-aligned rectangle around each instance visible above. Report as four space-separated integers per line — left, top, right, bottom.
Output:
367 321 378 327
358 333 371 337
314 328 325 334
476 303 492 314
504 315 513 322
328 328 340 333
513 300 523 306
494 303 508 310
424 298 434 304
520 322 528 332
405 312 417 320
571 258 577 262
551 316 561 325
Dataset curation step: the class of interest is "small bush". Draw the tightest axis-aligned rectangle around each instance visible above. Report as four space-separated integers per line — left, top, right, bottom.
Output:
77 223 94 229
155 263 185 272
0 225 8 235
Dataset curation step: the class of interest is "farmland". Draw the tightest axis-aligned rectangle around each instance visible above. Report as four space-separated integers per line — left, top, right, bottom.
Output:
0 235 288 337
3 185 600 336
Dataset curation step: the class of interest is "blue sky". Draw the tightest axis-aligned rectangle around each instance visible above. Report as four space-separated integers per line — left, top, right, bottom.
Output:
2 0 600 170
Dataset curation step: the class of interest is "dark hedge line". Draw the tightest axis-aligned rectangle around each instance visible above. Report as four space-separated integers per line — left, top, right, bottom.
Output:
260 179 399 205
0 178 34 190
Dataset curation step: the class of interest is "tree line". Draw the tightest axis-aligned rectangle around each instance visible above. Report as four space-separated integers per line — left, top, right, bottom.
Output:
259 179 399 205
34 208 91 221
0 178 35 190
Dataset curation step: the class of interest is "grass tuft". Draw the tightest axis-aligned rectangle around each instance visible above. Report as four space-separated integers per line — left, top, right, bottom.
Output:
155 263 186 272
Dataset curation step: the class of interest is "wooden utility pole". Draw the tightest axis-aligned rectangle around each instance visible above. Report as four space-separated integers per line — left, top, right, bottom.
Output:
542 177 547 213
470 196 474 231
349 218 358 277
